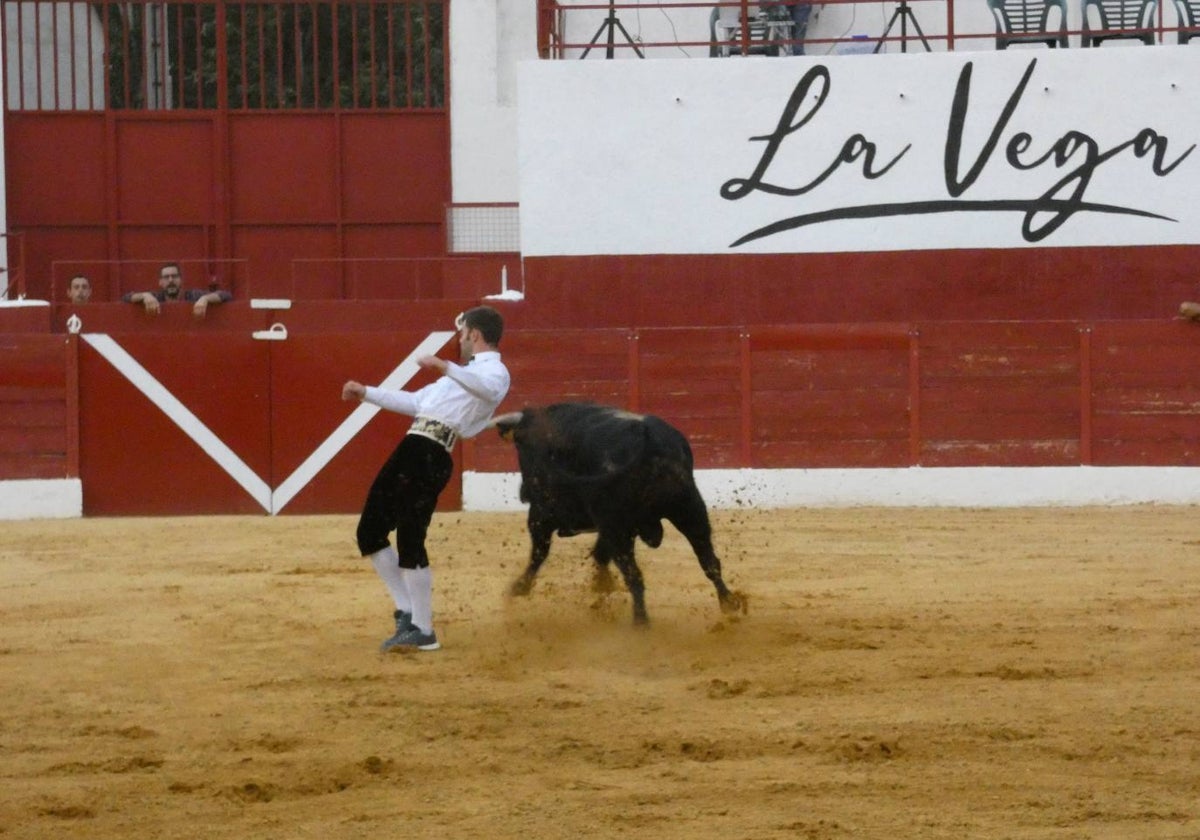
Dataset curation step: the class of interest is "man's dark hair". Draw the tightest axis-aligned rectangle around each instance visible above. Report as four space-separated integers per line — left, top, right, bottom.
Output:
463 305 504 345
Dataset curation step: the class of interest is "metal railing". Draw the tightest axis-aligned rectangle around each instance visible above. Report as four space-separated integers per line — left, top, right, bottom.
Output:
3 0 447 112
537 0 1190 58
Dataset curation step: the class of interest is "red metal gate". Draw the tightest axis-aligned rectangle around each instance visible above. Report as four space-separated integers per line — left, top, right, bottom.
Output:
2 0 451 303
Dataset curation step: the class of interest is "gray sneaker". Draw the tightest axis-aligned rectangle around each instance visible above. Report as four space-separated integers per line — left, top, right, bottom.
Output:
381 626 441 652
378 610 414 652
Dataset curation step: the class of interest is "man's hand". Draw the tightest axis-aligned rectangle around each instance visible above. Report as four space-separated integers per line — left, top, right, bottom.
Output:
139 293 161 315
192 294 213 318
417 355 448 374
342 380 366 402
1180 301 1200 321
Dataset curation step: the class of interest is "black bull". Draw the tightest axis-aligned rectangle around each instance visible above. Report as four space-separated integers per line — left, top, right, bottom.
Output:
491 402 745 624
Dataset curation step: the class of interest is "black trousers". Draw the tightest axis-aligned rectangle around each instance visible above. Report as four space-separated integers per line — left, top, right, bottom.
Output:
356 434 453 568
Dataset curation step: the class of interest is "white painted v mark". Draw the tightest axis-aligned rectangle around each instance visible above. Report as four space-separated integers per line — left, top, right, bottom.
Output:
83 332 455 514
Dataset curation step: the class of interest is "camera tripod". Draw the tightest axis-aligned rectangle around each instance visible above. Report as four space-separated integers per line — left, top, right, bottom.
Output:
580 0 645 59
873 0 932 53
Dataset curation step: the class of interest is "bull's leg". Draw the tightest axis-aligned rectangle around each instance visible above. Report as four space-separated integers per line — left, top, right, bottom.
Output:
595 530 648 625
511 512 554 597
589 542 618 593
668 487 744 615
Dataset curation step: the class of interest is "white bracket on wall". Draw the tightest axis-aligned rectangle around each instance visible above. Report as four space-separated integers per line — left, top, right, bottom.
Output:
250 299 293 310
252 322 288 341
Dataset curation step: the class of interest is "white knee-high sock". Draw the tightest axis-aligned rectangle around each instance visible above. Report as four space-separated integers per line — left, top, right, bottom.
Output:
403 566 434 634
370 546 412 613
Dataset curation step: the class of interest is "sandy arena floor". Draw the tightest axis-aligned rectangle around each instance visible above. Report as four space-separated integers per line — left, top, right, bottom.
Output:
2 507 1198 839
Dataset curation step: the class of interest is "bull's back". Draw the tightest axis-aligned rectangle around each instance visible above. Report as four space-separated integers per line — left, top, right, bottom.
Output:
517 403 693 490
642 414 695 473
555 405 701 507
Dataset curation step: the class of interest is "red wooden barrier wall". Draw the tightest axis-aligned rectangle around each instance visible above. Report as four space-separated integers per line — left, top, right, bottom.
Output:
468 319 1200 482
1090 322 1200 465
0 333 76 479
5 315 1200 515
76 326 463 516
518 247 1200 327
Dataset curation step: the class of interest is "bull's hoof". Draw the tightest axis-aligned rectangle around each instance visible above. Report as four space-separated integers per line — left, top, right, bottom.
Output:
509 577 534 598
719 590 749 616
632 612 650 627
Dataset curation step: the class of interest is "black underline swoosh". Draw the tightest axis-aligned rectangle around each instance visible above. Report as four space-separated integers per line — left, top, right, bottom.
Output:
729 199 1176 248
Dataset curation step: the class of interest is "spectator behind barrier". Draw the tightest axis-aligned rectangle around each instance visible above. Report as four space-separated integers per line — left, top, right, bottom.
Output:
123 262 232 318
67 274 91 305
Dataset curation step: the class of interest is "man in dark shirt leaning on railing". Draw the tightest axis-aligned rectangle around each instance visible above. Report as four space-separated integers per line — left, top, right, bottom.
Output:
123 262 231 319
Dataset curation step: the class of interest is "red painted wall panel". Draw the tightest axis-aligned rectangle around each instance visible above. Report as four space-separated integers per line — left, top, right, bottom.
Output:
5 114 107 225
750 336 911 467
0 337 69 479
78 334 270 515
520 247 1200 328
0 339 66 384
920 440 1081 467
50 302 268 336
0 393 65 428
341 225 447 260
229 116 339 222
0 306 51 333
6 109 451 302
268 331 459 514
636 328 741 462
116 119 215 222
264 300 478 334
754 438 911 468
501 330 632 403
231 227 341 298
916 322 1081 466
1090 440 1200 465
752 348 910 390
340 114 448 221
1088 321 1200 466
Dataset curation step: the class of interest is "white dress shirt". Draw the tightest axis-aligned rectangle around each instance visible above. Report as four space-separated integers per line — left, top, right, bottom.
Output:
362 350 511 438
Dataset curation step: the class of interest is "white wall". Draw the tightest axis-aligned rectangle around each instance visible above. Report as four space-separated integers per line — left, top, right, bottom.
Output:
0 479 82 519
464 466 1200 510
446 0 1006 207
450 0 539 202
517 48 1200 256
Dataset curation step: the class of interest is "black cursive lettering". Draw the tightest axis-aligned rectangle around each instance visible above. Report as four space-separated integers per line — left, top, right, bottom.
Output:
721 66 908 200
723 58 1191 247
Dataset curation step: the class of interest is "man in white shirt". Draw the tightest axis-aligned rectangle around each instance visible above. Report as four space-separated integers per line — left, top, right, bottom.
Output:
342 306 511 652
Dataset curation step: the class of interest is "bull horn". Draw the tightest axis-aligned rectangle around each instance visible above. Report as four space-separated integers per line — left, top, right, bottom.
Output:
487 411 524 430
